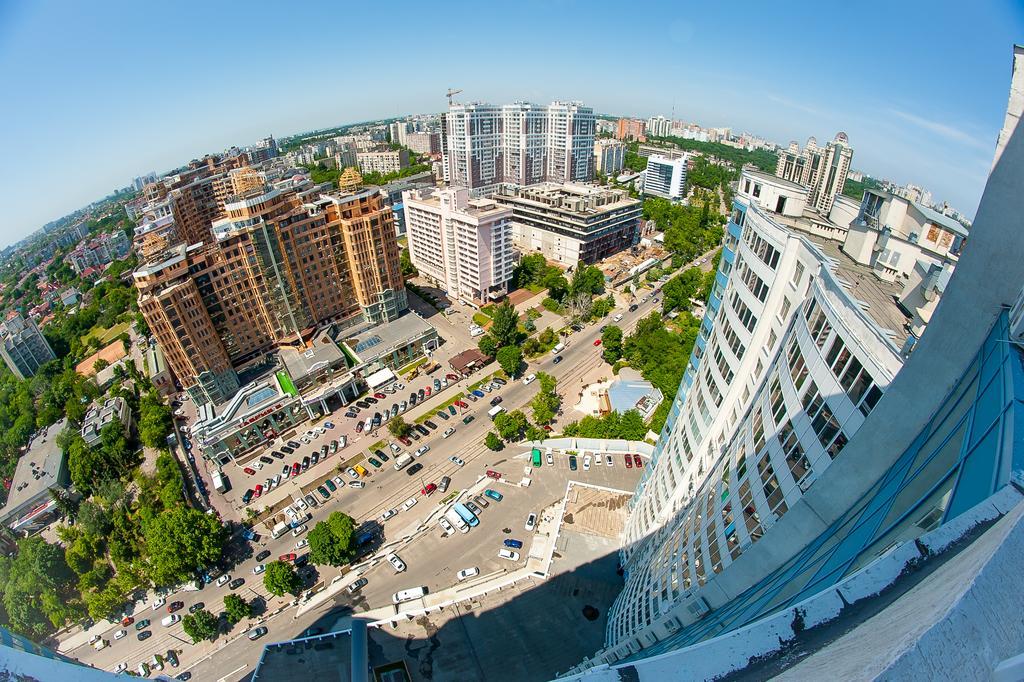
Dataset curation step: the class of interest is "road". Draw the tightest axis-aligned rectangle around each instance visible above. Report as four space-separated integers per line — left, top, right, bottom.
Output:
70 282 669 679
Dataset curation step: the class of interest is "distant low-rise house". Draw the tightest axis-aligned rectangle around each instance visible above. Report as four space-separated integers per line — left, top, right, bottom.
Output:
80 397 135 446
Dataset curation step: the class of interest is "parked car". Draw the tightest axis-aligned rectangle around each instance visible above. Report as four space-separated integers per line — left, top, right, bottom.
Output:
457 567 480 581
466 501 482 515
484 489 503 501
415 445 430 457
633 453 643 468
525 513 537 531
259 455 274 465
135 619 150 631
415 424 429 436
252 564 266 575
380 509 397 521
324 479 337 492
387 553 407 572
569 456 578 470
243 467 256 476
407 463 424 476
473 494 489 508
348 481 365 489
439 517 454 535
490 396 503 406
305 494 318 508
188 603 205 614
347 578 368 594
368 457 382 469
248 626 268 641
498 549 520 561
448 404 458 415
471 389 485 398
463 415 474 425
504 538 523 549
229 578 244 590
450 456 465 467
424 420 438 430
438 476 451 493
317 485 331 500
437 410 449 420
256 550 271 562
167 601 183 613
138 630 152 641
485 470 502 479
624 454 633 468
279 553 297 562
301 456 311 471
443 427 456 438
421 483 437 495
553 356 563 364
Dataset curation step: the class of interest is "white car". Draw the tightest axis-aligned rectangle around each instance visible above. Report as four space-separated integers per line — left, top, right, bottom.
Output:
253 461 263 470
346 467 359 478
252 564 266 575
498 549 520 561
349 481 365 489
594 453 602 466
402 497 418 510
525 513 537 532
457 567 480 581
546 453 554 466
333 476 345 487
115 663 128 673
583 455 591 471
443 428 455 438
613 314 623 322
415 445 430 457
216 574 231 587
292 524 308 537
113 629 127 641
295 497 308 511
152 597 166 610
449 456 465 466
380 509 397 521
295 538 309 549
523 373 537 385
389 443 402 453
438 517 454 535
387 553 407 572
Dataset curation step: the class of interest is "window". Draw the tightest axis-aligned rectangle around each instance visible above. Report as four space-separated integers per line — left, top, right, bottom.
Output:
730 292 758 332
752 183 762 198
792 260 805 288
779 296 792 321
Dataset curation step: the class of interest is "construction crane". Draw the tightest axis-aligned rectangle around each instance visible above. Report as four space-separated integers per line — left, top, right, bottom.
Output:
446 88 462 106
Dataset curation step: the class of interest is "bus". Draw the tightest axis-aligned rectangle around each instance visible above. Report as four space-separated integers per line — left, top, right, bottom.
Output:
452 503 479 527
531 448 542 468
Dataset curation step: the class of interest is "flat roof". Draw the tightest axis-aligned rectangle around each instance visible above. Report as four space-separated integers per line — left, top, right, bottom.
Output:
0 419 67 518
340 312 435 363
742 167 808 193
279 330 347 383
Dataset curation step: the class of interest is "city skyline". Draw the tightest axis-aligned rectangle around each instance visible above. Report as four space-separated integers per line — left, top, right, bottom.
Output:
0 0 1021 246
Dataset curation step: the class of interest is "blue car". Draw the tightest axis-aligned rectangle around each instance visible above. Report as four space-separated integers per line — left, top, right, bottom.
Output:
472 390 485 398
484 489 503 501
504 539 523 549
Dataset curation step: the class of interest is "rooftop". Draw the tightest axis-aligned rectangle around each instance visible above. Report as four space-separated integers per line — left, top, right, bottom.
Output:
0 419 67 520
495 182 639 216
606 368 664 419
339 312 435 365
279 329 348 384
742 166 809 193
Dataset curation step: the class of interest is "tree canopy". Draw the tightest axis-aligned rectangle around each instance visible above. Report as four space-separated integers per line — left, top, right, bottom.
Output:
488 301 521 348
563 410 649 440
182 608 218 643
307 512 357 567
0 537 81 636
493 410 529 441
263 560 303 596
143 507 226 586
496 345 523 378
601 326 624 364
223 594 252 626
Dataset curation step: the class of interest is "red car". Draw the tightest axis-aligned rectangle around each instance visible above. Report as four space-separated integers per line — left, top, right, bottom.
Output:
167 601 183 613
542 425 553 432
243 467 256 475
446 373 459 381
291 462 300 476
279 553 297 562
457 400 469 409
424 387 432 396
633 453 643 468
593 339 602 346
374 392 386 399
485 470 502 480
399 436 412 446
421 483 437 496
624 454 633 468
254 484 264 498
121 616 134 627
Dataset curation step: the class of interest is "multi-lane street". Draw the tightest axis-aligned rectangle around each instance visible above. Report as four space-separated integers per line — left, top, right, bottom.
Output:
69 280 672 679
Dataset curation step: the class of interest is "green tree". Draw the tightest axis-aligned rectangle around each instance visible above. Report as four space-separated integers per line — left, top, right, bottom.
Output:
223 594 252 626
263 560 303 597
662 267 703 313
484 432 504 451
524 424 548 441
399 249 418 278
182 608 218 643
602 326 624 364
143 507 226 586
0 536 81 637
495 345 523 378
530 373 560 425
388 417 412 439
307 512 357 567
569 262 605 297
138 391 173 448
543 272 569 301
477 334 498 358
493 410 528 441
489 301 520 348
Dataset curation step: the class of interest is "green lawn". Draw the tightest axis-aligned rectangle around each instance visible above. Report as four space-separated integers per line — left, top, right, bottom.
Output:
398 357 428 376
472 313 491 327
81 320 130 346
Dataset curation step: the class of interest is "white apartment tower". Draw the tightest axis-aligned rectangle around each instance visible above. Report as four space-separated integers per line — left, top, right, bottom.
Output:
646 115 673 138
402 187 515 304
644 154 689 200
444 101 595 195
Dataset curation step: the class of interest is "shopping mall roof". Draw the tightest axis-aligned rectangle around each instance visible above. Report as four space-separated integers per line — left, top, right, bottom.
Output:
0 419 67 523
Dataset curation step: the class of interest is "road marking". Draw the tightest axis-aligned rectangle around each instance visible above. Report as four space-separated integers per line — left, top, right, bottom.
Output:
218 664 247 682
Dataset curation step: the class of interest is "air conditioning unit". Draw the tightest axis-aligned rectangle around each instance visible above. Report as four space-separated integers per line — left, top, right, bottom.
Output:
686 596 711 620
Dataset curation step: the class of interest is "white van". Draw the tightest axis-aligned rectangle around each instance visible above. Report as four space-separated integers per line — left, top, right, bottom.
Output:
522 373 537 386
551 342 565 355
161 614 180 627
392 586 428 604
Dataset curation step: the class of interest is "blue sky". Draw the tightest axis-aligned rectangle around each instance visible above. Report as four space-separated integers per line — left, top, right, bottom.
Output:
0 0 1021 247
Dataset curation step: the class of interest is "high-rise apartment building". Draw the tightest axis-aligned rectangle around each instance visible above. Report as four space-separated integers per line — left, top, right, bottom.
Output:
357 149 410 175
646 115 672 137
594 139 626 175
403 187 515 304
405 131 440 155
136 184 405 403
493 183 642 266
0 314 57 379
616 118 647 141
444 101 595 195
644 154 689 200
776 132 854 214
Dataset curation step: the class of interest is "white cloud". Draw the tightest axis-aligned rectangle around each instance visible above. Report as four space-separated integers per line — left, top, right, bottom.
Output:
889 109 991 150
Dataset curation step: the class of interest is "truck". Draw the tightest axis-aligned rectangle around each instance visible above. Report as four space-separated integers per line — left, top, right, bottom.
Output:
393 453 413 471
487 405 506 420
551 341 565 355
211 469 227 493
444 508 470 533
271 521 289 539
453 503 479 527
423 360 441 374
